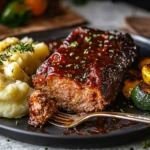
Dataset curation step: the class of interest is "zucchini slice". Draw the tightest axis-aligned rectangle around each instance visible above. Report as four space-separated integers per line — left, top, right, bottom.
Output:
131 81 150 111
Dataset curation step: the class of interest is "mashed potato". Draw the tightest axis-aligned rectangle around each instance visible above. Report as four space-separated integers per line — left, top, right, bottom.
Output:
0 37 50 118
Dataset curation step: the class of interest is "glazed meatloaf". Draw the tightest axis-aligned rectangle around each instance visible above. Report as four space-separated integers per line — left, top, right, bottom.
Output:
28 27 138 126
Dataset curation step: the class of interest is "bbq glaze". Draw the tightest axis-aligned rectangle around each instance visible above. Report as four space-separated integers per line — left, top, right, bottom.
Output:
29 27 138 127
37 27 137 88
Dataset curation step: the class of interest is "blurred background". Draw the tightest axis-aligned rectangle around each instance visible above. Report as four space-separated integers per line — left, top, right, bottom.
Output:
0 0 150 38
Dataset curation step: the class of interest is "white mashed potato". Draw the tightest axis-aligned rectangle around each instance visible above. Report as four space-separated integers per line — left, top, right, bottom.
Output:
0 37 50 118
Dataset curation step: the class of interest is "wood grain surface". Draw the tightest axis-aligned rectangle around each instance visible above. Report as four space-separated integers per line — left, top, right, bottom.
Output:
0 8 86 39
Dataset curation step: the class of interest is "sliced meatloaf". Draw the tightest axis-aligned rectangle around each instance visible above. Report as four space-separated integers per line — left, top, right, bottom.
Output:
28 27 138 126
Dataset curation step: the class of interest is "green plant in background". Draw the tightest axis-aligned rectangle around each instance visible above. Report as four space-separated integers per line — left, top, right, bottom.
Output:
0 1 31 27
71 0 88 5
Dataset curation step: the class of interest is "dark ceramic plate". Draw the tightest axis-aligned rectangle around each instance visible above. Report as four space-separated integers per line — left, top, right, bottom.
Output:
0 27 150 149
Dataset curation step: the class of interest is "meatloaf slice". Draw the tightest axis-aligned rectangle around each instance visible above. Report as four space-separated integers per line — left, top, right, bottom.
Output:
29 27 138 126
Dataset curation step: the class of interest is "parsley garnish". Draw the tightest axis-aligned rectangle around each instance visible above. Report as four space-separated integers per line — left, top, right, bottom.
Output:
109 49 114 53
74 64 79 69
75 56 80 60
81 60 86 64
82 72 88 79
0 61 3 65
15 120 19 126
85 37 91 43
93 34 97 38
109 35 116 40
120 108 124 113
11 42 34 53
99 43 103 47
70 41 78 47
93 34 100 38
84 49 89 54
0 42 34 65
70 52 75 56
67 74 72 78
66 64 72 68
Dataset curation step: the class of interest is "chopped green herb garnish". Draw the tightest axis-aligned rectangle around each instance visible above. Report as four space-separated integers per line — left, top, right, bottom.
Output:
75 75 80 79
129 105 134 108
0 42 34 65
93 34 97 38
70 41 78 47
93 34 101 38
70 52 75 56
31 74 35 79
109 35 115 40
74 64 79 69
11 69 14 73
82 72 88 79
67 74 72 78
85 37 91 43
12 42 34 53
120 109 124 113
15 120 19 126
0 61 3 65
109 49 114 53
84 49 89 54
113 118 116 122
79 78 83 82
99 43 103 47
81 60 86 64
66 64 72 68
75 56 80 60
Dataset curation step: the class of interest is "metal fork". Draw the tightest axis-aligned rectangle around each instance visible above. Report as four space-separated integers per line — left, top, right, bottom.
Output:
48 111 150 128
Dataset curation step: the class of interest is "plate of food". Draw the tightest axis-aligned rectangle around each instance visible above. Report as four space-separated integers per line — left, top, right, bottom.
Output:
0 26 150 149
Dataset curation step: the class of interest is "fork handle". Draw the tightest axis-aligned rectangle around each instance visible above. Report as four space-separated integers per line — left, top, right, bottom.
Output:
80 112 150 124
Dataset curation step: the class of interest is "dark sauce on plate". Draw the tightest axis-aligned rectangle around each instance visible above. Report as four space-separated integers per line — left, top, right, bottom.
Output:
61 93 137 136
27 92 137 136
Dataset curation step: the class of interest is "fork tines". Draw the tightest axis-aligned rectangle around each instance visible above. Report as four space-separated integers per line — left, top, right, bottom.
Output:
48 111 74 128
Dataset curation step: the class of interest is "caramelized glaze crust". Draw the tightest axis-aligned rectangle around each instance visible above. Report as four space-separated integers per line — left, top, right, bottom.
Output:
28 27 138 126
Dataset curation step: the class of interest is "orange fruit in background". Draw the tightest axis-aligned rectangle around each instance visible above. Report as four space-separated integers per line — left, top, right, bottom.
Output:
25 0 47 16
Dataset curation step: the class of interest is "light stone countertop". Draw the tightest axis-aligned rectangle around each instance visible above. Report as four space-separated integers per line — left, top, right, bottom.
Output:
1 1 150 150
